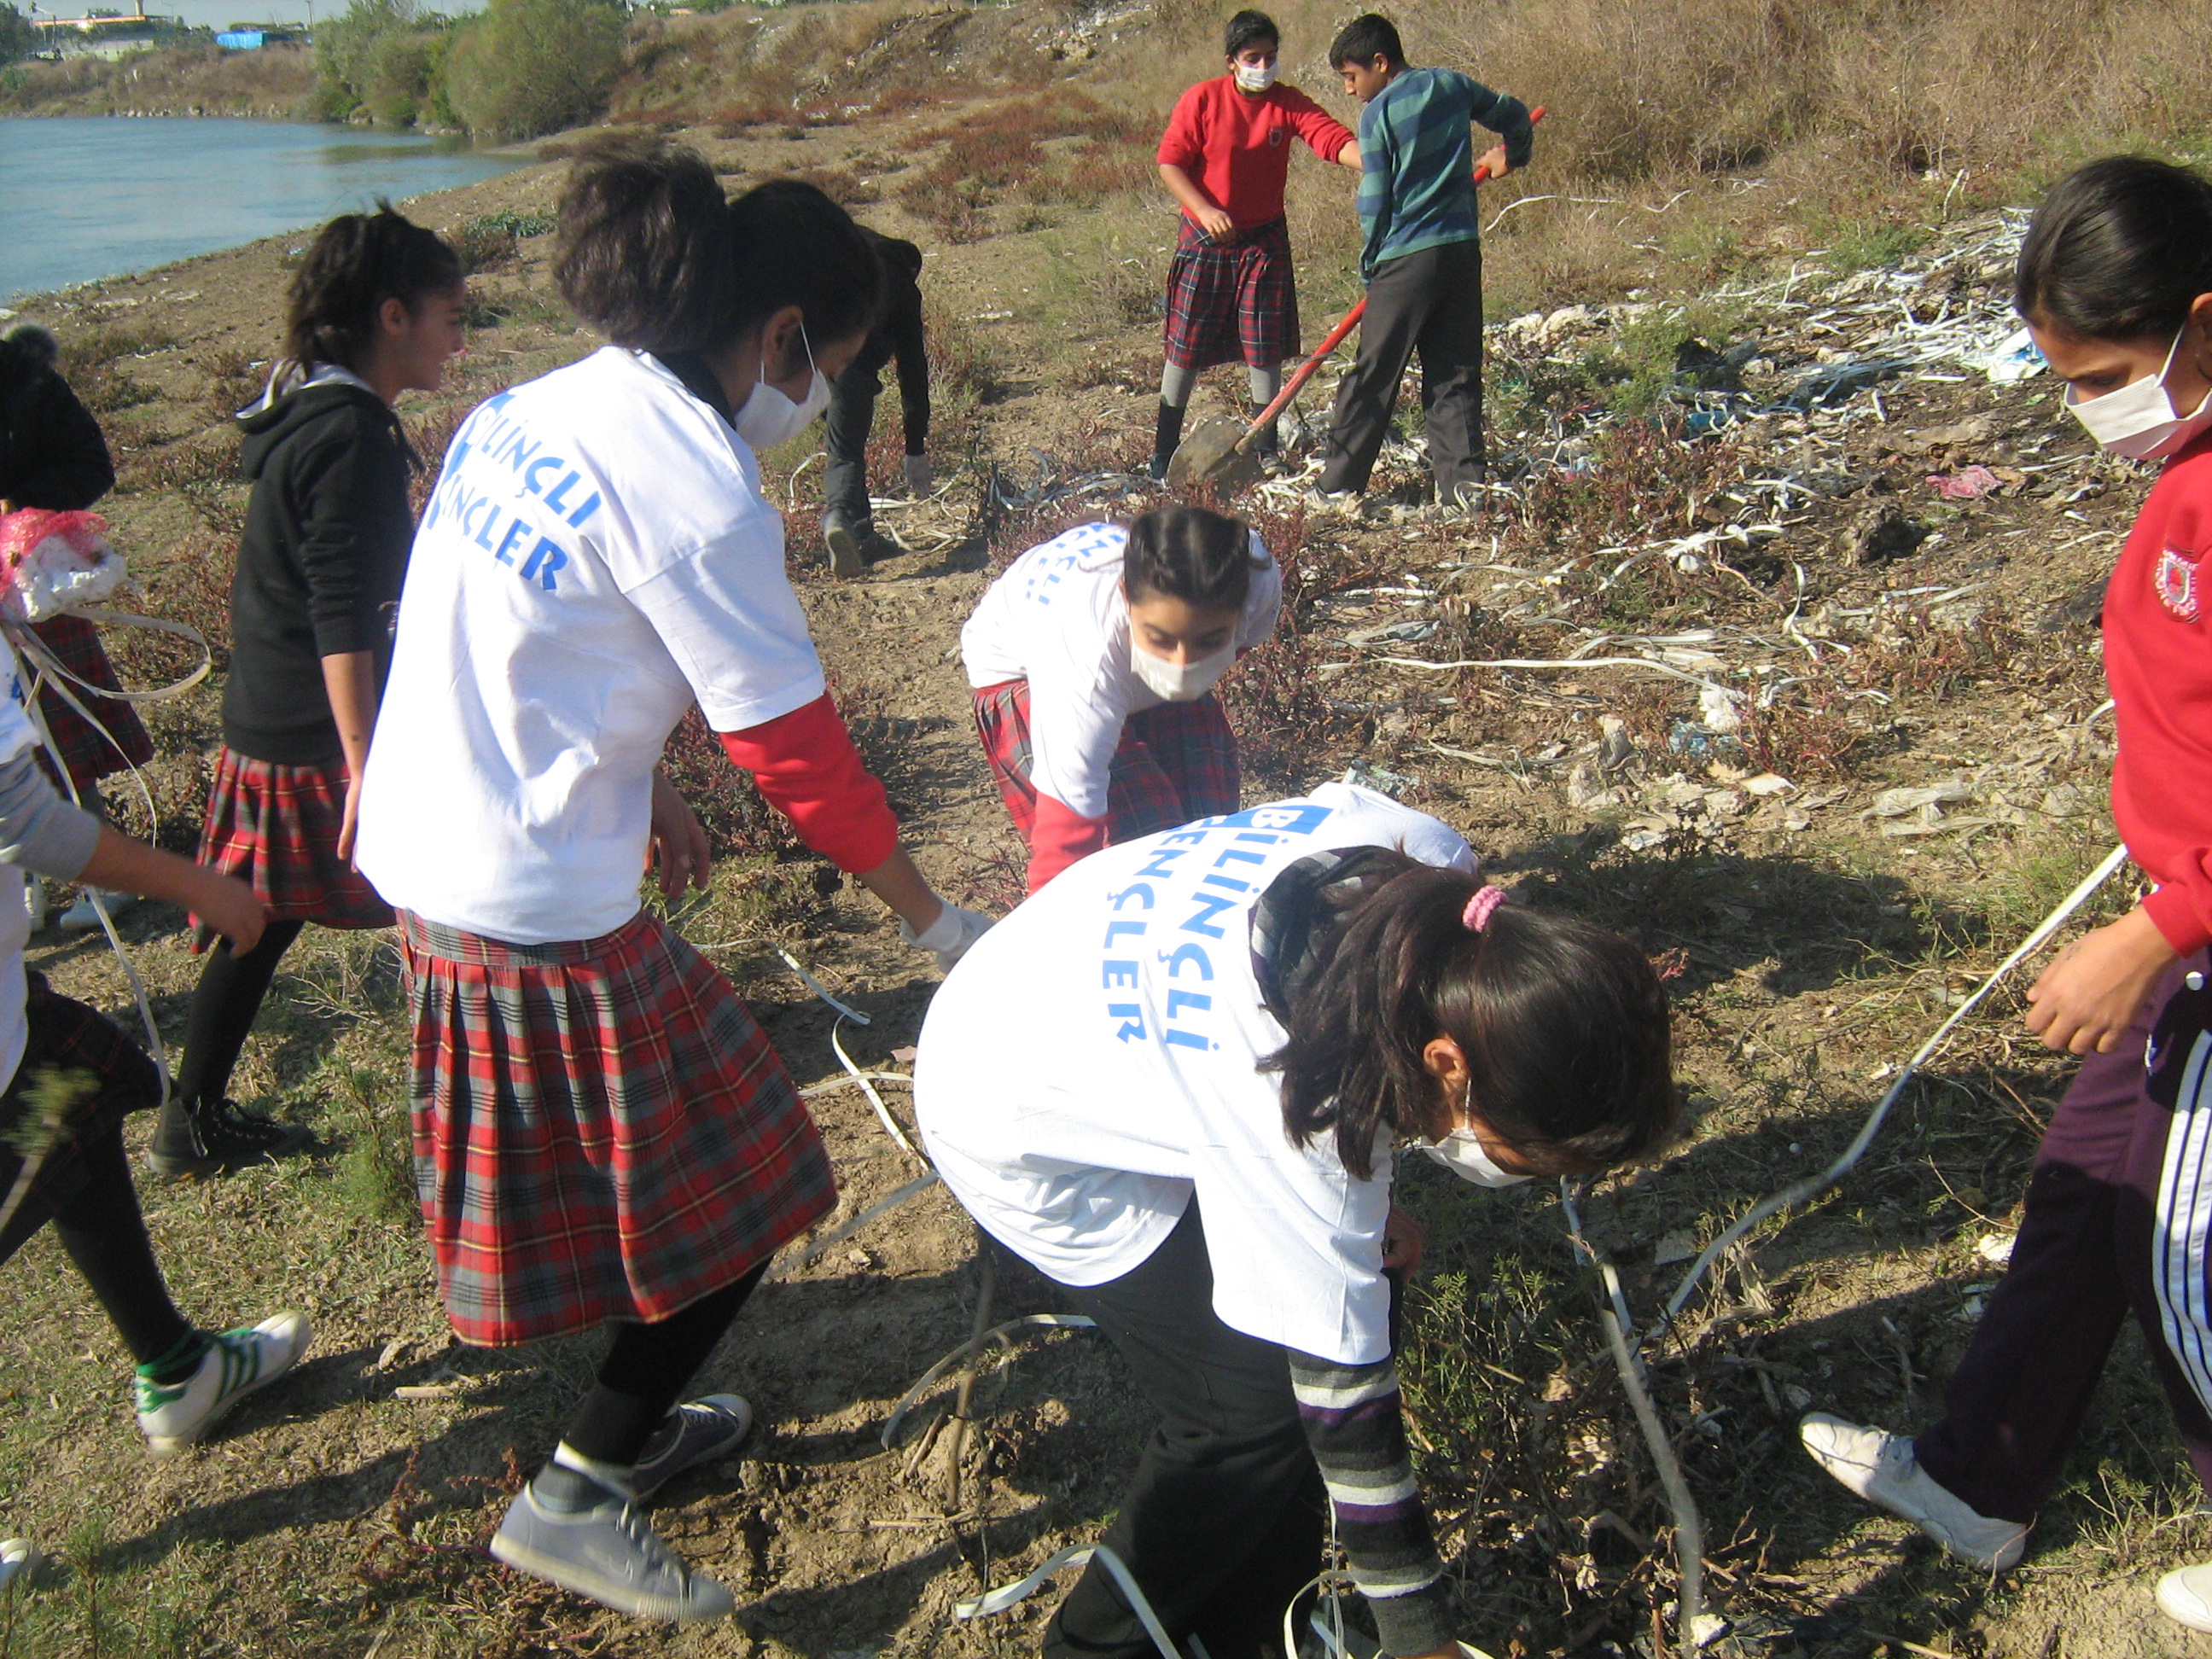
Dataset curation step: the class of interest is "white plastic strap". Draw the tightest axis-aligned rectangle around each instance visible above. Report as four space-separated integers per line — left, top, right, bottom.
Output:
768 1170 941 1282
955 1544 1184 1659
879 1313 1097 1448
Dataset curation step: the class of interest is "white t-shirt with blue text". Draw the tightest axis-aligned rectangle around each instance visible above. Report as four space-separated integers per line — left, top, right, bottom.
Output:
0 668 38 1092
959 521 1283 820
915 782 1474 1365
357 347 826 945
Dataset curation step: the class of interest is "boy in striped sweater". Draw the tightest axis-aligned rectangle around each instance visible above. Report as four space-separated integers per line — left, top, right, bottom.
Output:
1318 14 1532 509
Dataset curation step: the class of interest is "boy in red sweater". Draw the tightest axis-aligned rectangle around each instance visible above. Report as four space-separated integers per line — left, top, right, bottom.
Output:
1149 9 1361 480
1799 157 2212 1637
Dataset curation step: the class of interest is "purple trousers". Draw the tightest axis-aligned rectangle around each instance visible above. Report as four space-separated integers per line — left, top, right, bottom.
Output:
1916 949 2212 1524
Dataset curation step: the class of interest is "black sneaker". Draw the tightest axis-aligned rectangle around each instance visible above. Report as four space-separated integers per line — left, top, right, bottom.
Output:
823 511 867 578
147 1097 313 1179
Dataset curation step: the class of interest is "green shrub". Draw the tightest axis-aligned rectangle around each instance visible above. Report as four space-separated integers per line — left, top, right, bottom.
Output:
440 0 625 141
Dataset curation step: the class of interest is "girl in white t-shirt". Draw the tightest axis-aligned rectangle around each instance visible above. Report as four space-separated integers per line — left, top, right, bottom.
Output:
915 783 1677 1659
963 504 1282 891
355 148 989 1623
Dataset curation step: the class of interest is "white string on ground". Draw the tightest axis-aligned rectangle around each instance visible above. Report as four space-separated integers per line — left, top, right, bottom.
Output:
956 1544 1185 1659
799 1071 912 1098
1656 841 2131 1332
878 1313 1098 1449
766 1170 943 1282
832 1014 921 1159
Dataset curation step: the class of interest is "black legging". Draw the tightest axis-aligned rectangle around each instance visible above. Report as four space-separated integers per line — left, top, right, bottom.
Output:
173 920 305 1109
1 1121 196 1369
559 1265 768 1467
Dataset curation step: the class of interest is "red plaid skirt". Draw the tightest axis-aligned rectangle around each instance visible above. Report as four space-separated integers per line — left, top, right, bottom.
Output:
190 748 392 947
0 972 163 1266
1163 215 1298 373
25 614 154 797
973 678 1241 851
397 908 836 1347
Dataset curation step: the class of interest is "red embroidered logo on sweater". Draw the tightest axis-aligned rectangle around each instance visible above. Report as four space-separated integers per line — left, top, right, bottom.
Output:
2157 547 2203 622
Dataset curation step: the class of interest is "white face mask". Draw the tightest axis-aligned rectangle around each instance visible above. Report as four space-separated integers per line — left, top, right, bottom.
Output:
734 323 831 451
2064 324 2212 463
1129 638 1236 701
1233 59 1278 92
1415 1128 1535 1188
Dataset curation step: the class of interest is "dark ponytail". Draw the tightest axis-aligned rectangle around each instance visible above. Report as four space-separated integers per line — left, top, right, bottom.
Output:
2016 156 2212 341
283 201 463 373
1260 851 1676 1179
1122 503 1262 612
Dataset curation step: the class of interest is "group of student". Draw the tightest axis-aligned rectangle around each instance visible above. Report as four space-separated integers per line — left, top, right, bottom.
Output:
0 21 2208 1650
1150 9 1531 508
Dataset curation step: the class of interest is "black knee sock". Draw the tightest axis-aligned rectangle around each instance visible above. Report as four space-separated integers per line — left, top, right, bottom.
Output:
173 919 305 1109
1154 400 1187 461
556 1268 765 1470
49 1126 201 1377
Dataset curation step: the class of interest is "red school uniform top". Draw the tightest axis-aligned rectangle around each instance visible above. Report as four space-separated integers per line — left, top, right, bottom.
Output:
2104 428 2212 956
1156 78 1355 230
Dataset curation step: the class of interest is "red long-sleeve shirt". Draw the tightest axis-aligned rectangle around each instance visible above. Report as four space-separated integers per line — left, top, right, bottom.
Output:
719 691 899 876
1156 78 1355 230
2105 430 2212 955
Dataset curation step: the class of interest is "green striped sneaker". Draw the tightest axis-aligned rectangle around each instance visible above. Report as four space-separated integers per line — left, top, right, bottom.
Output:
135 1313 312 1454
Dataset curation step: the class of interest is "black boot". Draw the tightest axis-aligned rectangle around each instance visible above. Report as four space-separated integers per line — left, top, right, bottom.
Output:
148 1097 311 1179
1149 400 1188 482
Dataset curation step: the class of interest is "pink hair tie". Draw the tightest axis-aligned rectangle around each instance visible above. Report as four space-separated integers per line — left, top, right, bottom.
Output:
1461 885 1505 933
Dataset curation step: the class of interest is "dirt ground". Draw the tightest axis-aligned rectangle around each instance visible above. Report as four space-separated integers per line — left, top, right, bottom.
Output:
3 67 2211 1659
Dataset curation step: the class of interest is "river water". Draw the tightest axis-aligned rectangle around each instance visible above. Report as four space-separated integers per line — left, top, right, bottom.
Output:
0 116 525 302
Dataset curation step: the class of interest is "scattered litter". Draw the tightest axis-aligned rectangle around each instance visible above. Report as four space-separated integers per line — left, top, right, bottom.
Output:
1975 1232 2016 1266
1864 779 1974 818
1928 463 2004 500
1653 1231 1699 1267
1741 772 1793 796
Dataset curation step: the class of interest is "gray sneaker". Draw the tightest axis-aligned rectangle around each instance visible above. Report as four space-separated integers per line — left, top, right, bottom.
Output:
1800 1413 2028 1569
490 1481 736 1621
632 1394 754 1504
823 511 866 578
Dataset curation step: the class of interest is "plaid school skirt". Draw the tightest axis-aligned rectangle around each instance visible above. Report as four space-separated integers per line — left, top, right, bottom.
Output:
973 678 1240 853
26 614 154 798
0 972 163 1266
397 908 836 1347
1162 215 1299 373
189 748 392 947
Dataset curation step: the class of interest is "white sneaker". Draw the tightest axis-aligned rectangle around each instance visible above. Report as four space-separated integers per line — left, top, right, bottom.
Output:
59 889 134 931
1799 1413 2028 1569
2158 1563 2212 1632
135 1312 313 1453
0 1537 35 1592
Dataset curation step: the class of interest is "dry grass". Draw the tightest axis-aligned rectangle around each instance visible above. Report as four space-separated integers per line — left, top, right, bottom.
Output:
0 41 317 117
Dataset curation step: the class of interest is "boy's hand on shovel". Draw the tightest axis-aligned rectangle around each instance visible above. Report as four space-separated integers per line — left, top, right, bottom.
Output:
1475 142 1511 182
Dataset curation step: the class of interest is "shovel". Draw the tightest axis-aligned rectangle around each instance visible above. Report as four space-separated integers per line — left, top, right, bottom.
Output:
1167 105 1545 493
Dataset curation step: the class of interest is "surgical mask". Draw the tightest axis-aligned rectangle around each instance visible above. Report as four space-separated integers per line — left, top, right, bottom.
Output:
1415 1128 1534 1188
734 323 831 451
2064 325 2212 462
1129 639 1236 701
1233 60 1278 92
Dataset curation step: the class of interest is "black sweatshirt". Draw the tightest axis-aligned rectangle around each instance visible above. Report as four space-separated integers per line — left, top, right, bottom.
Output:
846 230 930 454
0 324 115 512
225 379 416 765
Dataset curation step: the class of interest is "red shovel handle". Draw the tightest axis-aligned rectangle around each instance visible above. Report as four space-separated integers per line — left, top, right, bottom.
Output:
1243 105 1545 443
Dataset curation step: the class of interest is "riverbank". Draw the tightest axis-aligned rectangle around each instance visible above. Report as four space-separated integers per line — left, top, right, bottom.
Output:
0 41 319 118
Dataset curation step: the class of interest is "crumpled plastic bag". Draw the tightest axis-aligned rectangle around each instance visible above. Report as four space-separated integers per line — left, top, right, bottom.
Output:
0 508 129 623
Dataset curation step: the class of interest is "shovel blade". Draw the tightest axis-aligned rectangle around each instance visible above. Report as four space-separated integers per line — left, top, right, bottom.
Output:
1165 416 1264 495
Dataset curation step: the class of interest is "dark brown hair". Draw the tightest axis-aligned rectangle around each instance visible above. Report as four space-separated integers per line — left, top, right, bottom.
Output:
725 178 885 348
554 140 740 354
282 202 463 372
1121 503 1262 612
1328 11 1402 68
1225 8 1277 56
2017 156 2212 341
1261 850 1676 1179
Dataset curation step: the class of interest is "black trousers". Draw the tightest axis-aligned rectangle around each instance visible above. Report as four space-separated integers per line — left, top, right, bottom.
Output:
1045 1204 1324 1659
824 335 894 527
1319 238 1486 504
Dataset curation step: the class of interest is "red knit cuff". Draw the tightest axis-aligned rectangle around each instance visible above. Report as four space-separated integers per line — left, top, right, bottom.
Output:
2144 883 2212 958
718 693 899 875
1027 792 1107 892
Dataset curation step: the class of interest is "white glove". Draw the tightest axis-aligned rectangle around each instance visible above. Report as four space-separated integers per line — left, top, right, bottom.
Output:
900 901 992 970
903 452 934 496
